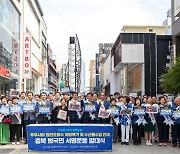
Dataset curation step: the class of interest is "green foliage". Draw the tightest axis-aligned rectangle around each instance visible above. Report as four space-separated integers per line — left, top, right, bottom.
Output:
161 57 180 95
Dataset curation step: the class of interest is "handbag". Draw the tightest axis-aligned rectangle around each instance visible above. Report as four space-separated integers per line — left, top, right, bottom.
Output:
2 117 12 124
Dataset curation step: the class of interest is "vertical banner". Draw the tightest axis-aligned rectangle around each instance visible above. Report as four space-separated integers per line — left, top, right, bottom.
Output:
42 64 48 78
23 33 32 79
95 53 100 93
12 38 20 75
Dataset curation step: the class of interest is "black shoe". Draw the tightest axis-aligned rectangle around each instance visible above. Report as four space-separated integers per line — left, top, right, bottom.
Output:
121 142 125 145
118 139 121 142
137 142 141 145
173 144 177 147
154 140 158 143
113 140 117 143
25 141 28 144
126 142 129 145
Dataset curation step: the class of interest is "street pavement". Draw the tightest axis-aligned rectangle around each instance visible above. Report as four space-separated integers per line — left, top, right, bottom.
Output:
0 141 179 154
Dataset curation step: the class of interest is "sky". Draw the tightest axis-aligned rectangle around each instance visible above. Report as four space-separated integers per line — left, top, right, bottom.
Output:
39 0 170 87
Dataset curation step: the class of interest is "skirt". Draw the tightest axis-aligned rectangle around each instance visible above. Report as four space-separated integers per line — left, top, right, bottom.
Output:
144 117 155 132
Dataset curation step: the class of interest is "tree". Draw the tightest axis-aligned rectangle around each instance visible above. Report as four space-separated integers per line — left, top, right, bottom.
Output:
161 57 180 95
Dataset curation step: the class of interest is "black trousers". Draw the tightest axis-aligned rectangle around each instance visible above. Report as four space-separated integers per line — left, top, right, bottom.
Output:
157 123 167 143
118 124 121 140
24 119 36 140
11 124 21 142
172 124 180 145
132 124 142 144
113 123 118 141
166 125 169 141
10 124 13 142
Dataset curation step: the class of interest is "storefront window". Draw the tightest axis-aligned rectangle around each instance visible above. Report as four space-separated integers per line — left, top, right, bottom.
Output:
0 0 20 95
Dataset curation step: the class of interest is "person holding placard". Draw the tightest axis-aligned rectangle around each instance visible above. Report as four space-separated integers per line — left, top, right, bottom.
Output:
92 93 101 123
56 98 68 123
156 96 168 146
97 92 110 124
0 96 10 145
108 98 120 143
7 99 13 142
132 97 145 145
10 97 23 145
37 92 52 124
171 97 180 147
82 93 97 123
120 96 132 145
144 97 156 146
68 92 83 123
51 92 61 123
23 92 37 143
19 92 26 141
117 95 124 142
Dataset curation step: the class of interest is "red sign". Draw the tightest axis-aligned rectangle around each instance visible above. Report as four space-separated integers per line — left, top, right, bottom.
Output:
12 38 20 75
23 33 32 79
0 65 10 77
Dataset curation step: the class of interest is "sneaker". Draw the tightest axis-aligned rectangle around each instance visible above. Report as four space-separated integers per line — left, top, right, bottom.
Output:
16 142 20 145
159 143 162 146
146 140 149 145
163 143 167 146
149 141 152 146
12 142 15 145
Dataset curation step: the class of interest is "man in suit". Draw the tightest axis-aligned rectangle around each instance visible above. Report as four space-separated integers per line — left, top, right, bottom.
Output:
23 92 36 144
97 92 110 124
82 93 97 123
67 92 83 123
36 92 52 124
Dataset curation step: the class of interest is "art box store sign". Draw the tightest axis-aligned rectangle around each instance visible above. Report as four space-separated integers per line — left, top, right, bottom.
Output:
23 33 32 79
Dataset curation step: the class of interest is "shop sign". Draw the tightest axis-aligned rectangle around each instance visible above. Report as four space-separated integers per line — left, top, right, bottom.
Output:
23 33 32 79
0 65 10 77
12 38 20 75
42 64 48 78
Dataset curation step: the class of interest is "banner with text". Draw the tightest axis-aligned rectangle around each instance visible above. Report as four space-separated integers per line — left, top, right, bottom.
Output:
27 124 113 152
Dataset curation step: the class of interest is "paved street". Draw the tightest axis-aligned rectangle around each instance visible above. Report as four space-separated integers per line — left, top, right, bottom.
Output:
0 141 179 154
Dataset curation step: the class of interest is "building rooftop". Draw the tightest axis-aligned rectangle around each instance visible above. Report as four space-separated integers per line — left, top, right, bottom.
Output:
121 25 165 31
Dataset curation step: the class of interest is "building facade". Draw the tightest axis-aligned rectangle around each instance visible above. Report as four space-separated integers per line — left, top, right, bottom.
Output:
68 37 76 92
171 0 180 57
89 60 96 92
0 0 20 95
163 9 172 35
111 33 171 97
0 0 57 95
121 25 165 34
68 35 82 93
80 60 86 93
47 44 58 93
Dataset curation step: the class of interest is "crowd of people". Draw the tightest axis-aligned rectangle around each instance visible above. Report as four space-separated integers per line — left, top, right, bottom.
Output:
0 91 180 148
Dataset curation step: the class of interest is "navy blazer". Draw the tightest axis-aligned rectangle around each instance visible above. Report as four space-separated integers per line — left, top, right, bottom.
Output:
23 100 37 121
